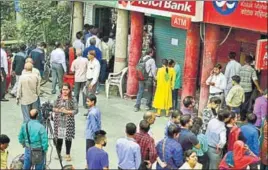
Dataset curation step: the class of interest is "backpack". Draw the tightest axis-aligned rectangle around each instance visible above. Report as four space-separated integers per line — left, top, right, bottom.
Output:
136 56 151 81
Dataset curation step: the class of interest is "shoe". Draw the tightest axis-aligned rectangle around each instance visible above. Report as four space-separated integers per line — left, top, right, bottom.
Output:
1 98 9 102
84 113 88 116
95 91 99 95
145 106 152 111
51 91 56 94
134 107 140 112
10 93 16 98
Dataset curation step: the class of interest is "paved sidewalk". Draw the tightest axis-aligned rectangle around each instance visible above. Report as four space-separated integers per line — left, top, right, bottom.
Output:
1 83 168 169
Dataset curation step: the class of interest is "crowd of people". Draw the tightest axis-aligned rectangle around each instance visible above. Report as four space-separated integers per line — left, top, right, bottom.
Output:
0 23 267 170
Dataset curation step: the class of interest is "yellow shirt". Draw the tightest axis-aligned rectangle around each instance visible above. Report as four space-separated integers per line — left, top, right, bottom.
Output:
0 150 8 169
226 84 245 107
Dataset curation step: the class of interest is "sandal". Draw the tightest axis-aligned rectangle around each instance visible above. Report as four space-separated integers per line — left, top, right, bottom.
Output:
65 155 72 162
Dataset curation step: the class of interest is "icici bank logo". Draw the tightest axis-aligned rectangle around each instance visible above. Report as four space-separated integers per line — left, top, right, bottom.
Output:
120 0 135 7
213 1 239 15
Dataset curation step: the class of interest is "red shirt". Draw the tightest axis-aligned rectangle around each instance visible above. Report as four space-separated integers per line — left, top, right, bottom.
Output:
134 131 157 164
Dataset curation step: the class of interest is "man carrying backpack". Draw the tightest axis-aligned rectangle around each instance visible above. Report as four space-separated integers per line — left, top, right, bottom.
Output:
134 48 157 112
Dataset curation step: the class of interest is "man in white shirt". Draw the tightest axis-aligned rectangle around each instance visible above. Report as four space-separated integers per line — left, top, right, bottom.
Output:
84 50 100 97
50 42 67 94
206 64 227 108
85 28 101 50
0 42 9 101
224 52 241 96
72 31 85 52
17 63 40 123
71 49 88 108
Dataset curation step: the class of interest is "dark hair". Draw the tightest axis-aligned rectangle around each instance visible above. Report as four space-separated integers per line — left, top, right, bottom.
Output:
102 36 109 43
167 124 181 138
193 117 203 127
0 134 10 144
20 44 27 51
226 112 236 124
209 96 222 105
76 31 83 39
247 113 257 124
139 120 150 133
94 130 107 144
86 94 97 105
61 83 72 99
190 123 201 136
184 149 196 160
168 59 175 67
162 59 169 74
145 48 153 55
126 123 136 136
55 42 61 48
38 42 46 48
214 63 222 70
84 24 90 30
232 75 241 84
183 96 194 108
89 50 96 57
240 109 248 121
171 111 180 119
218 110 231 122
180 114 192 127
229 52 236 59
245 55 253 64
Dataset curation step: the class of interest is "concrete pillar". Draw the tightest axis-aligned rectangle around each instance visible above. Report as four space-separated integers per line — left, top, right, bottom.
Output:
71 2 83 42
114 9 129 73
181 23 200 107
198 24 221 114
126 11 144 98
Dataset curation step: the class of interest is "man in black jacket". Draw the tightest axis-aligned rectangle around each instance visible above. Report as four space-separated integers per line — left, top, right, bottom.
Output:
29 42 46 77
10 44 27 97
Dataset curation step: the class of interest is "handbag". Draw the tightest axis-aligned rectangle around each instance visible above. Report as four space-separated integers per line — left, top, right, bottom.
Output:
26 122 44 165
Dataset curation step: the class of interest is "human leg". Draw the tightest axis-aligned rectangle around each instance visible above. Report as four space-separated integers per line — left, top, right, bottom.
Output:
56 138 63 155
10 75 20 96
241 92 252 112
81 82 86 107
0 69 7 99
23 148 31 169
134 81 145 111
21 104 31 123
145 78 153 110
56 64 64 90
51 64 58 93
173 89 179 110
207 147 222 170
65 140 72 155
74 82 81 104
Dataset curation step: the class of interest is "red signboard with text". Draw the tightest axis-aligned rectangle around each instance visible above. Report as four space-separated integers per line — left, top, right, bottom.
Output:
204 1 267 33
255 39 268 70
118 1 203 21
171 15 191 30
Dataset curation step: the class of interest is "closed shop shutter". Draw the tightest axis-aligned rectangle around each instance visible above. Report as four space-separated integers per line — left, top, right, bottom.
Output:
153 18 186 74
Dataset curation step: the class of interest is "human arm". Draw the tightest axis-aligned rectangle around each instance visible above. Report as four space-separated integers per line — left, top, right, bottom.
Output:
149 139 158 164
206 75 213 86
2 52 8 74
150 59 157 79
214 74 227 90
174 145 184 168
18 125 25 146
252 70 263 93
60 50 67 73
61 98 78 115
218 128 227 148
101 152 109 170
225 88 235 106
134 146 142 169
90 60 100 86
40 126 48 152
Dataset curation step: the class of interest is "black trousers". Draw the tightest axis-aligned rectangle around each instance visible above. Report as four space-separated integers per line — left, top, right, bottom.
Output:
198 152 209 170
241 92 252 113
56 139 72 155
86 139 95 152
0 68 7 99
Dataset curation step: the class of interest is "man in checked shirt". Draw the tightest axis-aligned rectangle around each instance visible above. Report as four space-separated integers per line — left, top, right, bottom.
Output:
134 120 157 169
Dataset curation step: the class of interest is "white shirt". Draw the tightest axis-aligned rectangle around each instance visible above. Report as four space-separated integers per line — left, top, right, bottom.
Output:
143 55 157 78
100 41 110 61
224 60 241 89
86 58 100 86
71 56 88 82
72 39 85 52
50 48 67 73
205 118 227 148
0 48 8 74
206 72 227 94
85 35 101 50
107 38 115 56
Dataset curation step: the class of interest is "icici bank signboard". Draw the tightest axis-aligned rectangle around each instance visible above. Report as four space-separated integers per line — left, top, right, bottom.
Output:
204 1 267 33
118 1 203 22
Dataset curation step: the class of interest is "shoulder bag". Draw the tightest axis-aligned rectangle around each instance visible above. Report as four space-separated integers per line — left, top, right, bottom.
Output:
26 122 44 165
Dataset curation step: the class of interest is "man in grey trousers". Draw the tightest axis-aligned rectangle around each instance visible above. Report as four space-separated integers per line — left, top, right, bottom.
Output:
50 42 67 94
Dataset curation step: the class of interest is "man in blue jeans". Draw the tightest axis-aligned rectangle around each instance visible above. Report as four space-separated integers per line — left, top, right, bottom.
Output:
134 48 157 112
18 109 48 169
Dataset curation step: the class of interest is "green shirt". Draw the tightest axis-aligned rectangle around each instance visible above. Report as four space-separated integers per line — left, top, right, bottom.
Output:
18 120 48 152
174 64 182 89
226 84 245 107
